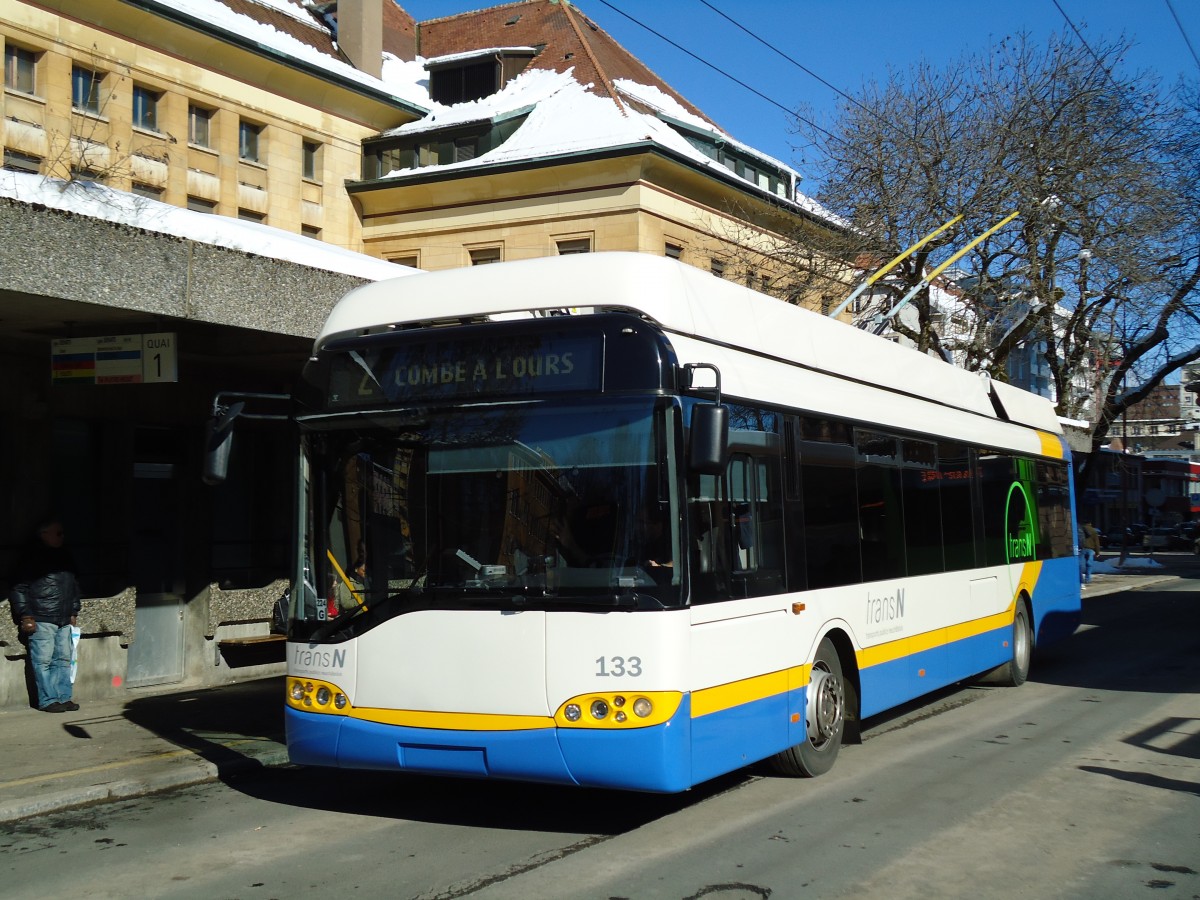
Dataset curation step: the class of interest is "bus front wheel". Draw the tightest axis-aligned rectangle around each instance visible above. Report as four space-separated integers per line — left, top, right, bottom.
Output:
771 636 845 777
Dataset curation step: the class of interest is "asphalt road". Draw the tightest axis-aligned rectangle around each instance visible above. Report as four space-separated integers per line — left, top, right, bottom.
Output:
2 577 1197 900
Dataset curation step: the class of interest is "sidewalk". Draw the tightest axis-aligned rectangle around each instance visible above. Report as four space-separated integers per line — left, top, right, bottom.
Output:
0 565 1184 825
0 675 287 824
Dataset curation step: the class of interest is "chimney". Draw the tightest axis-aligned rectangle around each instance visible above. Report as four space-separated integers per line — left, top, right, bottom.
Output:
338 0 383 79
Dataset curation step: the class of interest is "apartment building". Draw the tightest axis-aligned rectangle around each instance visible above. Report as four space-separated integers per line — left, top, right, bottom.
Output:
2 0 424 242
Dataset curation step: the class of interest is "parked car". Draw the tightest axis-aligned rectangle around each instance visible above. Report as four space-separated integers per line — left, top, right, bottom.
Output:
1101 528 1132 549
1169 522 1197 550
1143 526 1174 550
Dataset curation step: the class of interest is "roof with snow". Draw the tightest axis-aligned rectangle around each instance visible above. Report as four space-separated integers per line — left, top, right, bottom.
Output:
161 0 832 222
135 0 431 111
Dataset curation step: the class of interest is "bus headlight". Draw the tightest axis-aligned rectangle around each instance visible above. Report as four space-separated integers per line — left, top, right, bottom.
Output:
286 676 351 716
564 703 582 722
633 697 653 718
590 699 610 720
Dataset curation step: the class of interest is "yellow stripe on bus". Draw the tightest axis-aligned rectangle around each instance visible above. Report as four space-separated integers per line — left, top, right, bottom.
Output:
691 665 809 718
1037 431 1064 459
859 561 1042 670
350 707 555 731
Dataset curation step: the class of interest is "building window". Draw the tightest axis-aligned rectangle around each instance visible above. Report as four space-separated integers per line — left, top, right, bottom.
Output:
239 209 266 223
454 138 476 162
416 143 439 167
3 150 41 173
389 254 419 268
665 242 683 260
72 65 102 114
69 166 104 183
132 86 159 131
430 61 499 104
131 183 163 200
4 45 37 94
301 225 321 240
239 120 262 163
302 140 322 181
188 105 211 148
556 238 591 255
469 247 502 265
187 196 216 214
711 259 726 278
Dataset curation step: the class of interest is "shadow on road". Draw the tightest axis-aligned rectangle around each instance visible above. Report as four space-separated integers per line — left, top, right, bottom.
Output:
1032 586 1200 695
233 765 750 835
122 676 286 771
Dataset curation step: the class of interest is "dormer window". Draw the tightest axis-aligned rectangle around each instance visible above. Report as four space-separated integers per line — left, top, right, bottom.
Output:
655 113 794 200
425 48 537 105
431 61 497 104
360 109 531 180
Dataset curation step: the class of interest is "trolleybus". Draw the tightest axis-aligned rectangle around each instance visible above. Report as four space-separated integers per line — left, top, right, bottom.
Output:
277 252 1080 792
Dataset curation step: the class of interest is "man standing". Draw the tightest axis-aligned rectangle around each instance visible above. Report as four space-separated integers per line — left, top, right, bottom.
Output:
9 519 81 712
1080 521 1101 585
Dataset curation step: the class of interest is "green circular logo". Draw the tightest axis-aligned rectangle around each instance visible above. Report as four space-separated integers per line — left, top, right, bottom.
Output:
1005 481 1037 564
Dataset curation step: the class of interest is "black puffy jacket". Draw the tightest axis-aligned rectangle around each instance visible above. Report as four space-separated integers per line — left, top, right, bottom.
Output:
9 547 81 626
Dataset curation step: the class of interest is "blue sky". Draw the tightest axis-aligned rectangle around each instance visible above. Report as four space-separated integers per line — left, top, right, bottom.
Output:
398 0 1200 183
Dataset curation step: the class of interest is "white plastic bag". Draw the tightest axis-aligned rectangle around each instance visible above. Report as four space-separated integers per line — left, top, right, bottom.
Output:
69 625 81 684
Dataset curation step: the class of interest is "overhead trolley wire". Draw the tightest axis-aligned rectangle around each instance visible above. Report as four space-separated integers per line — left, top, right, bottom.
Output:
1049 0 1129 94
1164 0 1200 73
697 0 877 121
589 0 840 144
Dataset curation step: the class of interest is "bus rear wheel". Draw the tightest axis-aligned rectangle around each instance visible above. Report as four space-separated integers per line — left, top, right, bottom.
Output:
771 637 845 777
982 599 1032 687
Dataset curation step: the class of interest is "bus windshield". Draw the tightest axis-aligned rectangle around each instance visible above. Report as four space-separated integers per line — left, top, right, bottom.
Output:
297 398 681 632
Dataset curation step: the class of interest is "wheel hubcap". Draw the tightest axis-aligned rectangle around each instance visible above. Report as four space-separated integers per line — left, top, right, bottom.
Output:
1015 613 1030 671
807 664 844 749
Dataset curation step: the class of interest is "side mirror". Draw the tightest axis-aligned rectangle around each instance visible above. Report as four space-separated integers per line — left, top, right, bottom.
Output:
202 400 244 486
689 403 728 475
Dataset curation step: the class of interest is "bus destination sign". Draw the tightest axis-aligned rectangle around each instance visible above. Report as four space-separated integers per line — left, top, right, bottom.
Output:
327 335 602 406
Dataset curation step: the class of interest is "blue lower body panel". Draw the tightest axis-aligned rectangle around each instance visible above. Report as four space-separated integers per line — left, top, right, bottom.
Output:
859 624 1011 718
286 696 695 793
690 688 799 785
1032 557 1082 644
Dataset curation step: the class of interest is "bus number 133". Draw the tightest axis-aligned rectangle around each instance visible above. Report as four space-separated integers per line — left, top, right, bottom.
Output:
596 656 643 677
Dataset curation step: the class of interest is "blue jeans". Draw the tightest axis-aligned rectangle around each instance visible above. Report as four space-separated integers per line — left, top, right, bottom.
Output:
1081 548 1095 584
27 622 74 709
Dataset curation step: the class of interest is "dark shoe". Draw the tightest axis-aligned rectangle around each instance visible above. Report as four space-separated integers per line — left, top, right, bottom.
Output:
40 702 66 713
62 701 80 711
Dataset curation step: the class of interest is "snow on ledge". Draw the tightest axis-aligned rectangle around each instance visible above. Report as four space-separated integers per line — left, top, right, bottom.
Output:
0 170 413 281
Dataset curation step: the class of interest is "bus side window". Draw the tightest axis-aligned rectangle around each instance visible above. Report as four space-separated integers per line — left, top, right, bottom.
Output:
689 471 729 601
689 451 783 603
799 423 862 589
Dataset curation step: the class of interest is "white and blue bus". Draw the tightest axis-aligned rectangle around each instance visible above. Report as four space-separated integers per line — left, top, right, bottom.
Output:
280 252 1080 793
